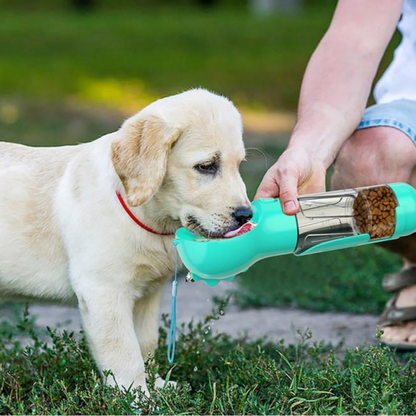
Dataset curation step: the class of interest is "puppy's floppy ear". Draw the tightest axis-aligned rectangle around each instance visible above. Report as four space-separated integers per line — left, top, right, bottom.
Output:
111 114 182 206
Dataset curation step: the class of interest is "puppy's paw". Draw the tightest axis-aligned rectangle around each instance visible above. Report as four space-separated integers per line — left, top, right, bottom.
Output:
132 385 150 406
154 375 178 390
106 375 150 398
142 385 151 398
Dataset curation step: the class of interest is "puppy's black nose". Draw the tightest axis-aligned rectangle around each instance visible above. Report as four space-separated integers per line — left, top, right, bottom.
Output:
232 206 253 226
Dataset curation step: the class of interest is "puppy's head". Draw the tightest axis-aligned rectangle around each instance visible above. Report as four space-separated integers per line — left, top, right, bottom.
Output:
112 89 251 238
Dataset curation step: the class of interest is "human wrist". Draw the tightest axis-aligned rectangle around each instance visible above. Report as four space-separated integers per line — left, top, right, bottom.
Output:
287 102 355 169
287 133 336 169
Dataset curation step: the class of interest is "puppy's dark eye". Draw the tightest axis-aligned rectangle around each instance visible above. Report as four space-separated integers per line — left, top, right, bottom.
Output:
194 162 218 175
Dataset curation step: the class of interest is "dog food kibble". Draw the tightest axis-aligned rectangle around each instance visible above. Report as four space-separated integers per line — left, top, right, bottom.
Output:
353 186 398 239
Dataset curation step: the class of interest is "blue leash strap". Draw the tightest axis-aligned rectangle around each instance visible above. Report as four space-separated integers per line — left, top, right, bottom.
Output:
167 242 179 364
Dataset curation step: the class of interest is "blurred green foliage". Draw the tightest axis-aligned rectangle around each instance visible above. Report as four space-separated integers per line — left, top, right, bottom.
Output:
0 100 122 146
0 4 399 111
0 0 334 11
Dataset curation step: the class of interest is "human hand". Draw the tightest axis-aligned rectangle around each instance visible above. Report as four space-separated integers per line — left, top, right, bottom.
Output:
254 146 327 215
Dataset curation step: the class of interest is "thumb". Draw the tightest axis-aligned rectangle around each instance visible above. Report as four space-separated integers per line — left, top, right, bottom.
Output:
277 172 299 215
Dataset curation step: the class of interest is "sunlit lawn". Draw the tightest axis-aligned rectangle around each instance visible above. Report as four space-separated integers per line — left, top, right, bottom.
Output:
0 5 400 112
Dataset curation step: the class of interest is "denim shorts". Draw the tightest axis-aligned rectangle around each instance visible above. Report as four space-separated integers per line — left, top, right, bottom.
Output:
357 99 416 145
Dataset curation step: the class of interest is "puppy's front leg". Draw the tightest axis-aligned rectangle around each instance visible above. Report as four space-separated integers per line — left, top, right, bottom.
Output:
134 284 176 390
133 286 164 362
75 282 149 396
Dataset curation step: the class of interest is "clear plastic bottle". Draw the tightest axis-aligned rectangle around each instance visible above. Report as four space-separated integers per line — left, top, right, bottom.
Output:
295 185 398 254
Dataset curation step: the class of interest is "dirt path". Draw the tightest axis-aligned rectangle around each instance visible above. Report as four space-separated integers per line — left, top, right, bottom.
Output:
29 279 378 349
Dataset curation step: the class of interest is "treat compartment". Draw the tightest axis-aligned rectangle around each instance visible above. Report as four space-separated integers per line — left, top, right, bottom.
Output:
353 186 397 239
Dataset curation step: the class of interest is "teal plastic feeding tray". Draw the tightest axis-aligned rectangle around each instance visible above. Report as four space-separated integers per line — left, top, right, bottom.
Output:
174 183 416 286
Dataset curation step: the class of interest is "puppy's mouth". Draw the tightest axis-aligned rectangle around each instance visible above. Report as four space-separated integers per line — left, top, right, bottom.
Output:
185 215 224 239
185 215 256 239
222 222 256 238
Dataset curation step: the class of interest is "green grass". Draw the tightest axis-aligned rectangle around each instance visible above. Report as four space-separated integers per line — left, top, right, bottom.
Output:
1 306 416 415
0 99 123 147
0 5 400 112
233 245 400 314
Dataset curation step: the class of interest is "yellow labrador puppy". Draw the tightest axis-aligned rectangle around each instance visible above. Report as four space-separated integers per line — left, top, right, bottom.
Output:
0 89 251 395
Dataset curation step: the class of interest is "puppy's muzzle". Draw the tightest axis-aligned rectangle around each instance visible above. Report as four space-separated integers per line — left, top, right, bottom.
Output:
232 206 253 227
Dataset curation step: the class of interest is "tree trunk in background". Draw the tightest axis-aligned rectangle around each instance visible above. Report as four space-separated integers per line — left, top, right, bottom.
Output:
71 0 95 11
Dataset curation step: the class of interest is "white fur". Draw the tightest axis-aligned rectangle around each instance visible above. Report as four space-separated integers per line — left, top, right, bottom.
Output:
0 89 249 395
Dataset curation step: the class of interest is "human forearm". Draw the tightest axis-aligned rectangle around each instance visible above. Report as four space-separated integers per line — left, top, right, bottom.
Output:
256 0 403 210
289 0 403 167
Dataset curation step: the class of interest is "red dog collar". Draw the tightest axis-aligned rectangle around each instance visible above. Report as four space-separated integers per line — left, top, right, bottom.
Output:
116 191 174 236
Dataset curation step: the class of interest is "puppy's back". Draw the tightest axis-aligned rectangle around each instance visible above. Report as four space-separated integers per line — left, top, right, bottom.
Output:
0 141 80 170
0 141 81 302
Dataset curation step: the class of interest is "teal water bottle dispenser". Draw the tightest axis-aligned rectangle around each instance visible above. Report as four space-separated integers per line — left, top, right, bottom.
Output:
174 183 416 286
